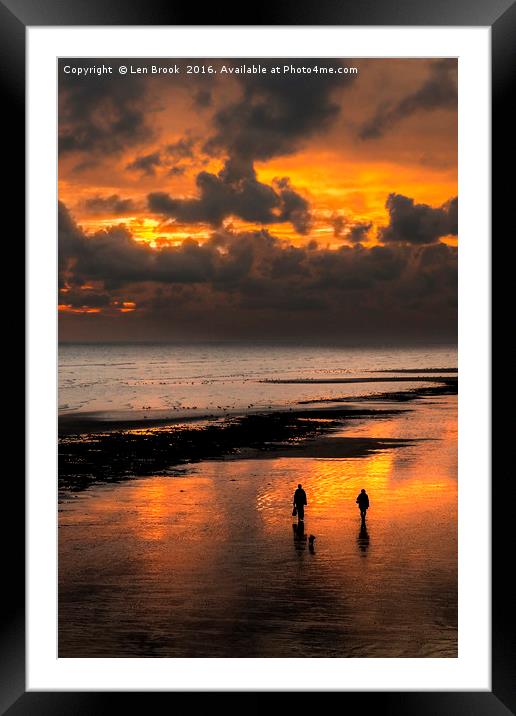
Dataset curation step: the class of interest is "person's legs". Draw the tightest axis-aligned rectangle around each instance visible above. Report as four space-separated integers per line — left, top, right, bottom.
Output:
298 505 304 521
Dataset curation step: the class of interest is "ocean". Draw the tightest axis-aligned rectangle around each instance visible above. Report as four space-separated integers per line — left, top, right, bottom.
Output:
59 342 457 422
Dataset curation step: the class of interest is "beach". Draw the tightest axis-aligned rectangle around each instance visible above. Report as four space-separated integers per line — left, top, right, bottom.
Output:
58 345 457 658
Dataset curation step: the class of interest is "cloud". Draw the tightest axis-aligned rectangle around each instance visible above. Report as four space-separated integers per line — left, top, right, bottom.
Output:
148 157 312 234
378 194 457 245
81 194 137 214
165 136 196 160
59 201 457 342
59 201 229 289
58 60 154 156
193 89 212 108
273 177 312 235
332 215 373 243
59 288 112 309
360 59 457 140
126 151 162 176
126 137 198 176
168 166 186 177
204 59 348 162
149 61 352 236
348 222 373 243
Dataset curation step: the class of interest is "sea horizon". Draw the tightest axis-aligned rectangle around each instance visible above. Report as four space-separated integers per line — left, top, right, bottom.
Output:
59 342 457 425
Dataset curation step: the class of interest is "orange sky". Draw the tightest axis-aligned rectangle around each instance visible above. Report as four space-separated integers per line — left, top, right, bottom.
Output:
59 59 456 245
58 58 458 340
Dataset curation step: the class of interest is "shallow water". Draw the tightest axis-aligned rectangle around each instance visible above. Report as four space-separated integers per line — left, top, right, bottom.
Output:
58 394 457 657
59 343 457 419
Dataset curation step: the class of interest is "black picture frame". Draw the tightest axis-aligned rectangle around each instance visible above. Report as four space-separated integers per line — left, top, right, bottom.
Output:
5 0 511 710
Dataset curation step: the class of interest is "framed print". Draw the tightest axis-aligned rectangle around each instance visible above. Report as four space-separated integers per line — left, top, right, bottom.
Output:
5 0 512 711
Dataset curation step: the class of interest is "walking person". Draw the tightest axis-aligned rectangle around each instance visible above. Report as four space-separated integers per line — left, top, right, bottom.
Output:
356 488 370 522
293 483 307 521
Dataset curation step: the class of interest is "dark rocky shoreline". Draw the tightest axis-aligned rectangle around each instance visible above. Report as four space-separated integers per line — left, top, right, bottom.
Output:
59 379 456 493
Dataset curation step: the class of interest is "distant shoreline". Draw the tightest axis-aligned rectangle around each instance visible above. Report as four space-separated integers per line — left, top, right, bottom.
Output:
59 375 457 435
262 375 457 384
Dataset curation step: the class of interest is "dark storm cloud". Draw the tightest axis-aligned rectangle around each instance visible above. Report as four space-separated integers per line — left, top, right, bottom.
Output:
379 194 458 245
61 60 350 236
204 60 348 162
59 203 149 288
126 151 162 176
59 200 457 338
126 137 198 176
145 61 344 234
59 201 457 341
60 201 271 291
59 61 153 156
59 201 232 288
60 288 112 309
171 61 351 236
273 178 312 235
307 243 406 291
165 137 196 160
348 222 373 243
332 215 373 243
360 60 457 140
193 89 212 108
163 137 196 176
148 157 312 234
332 215 346 238
81 194 138 214
443 196 458 234
58 202 83 288
168 166 186 177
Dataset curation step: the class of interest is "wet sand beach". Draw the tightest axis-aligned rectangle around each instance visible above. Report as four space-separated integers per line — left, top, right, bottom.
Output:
59 384 457 658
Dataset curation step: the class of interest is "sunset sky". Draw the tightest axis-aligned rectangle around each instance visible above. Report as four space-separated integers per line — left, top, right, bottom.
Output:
58 58 457 342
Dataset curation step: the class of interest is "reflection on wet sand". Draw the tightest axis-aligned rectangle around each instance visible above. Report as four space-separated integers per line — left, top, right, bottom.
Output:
357 521 370 555
59 395 457 658
292 522 307 552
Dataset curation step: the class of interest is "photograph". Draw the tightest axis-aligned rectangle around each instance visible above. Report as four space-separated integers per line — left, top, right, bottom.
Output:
57 56 459 659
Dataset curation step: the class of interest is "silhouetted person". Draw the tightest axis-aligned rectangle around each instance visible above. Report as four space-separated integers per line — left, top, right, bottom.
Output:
357 522 370 555
356 488 369 521
293 483 307 521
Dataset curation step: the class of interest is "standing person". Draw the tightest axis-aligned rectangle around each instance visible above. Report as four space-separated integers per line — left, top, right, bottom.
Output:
356 488 370 521
293 483 307 521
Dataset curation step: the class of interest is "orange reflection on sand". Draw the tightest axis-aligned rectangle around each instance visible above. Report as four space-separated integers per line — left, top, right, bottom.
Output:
59 396 457 658
307 451 394 515
128 478 175 542
256 399 456 538
68 474 229 549
255 450 394 528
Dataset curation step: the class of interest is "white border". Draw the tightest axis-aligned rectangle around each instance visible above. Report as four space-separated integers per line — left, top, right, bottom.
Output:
27 26 490 691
